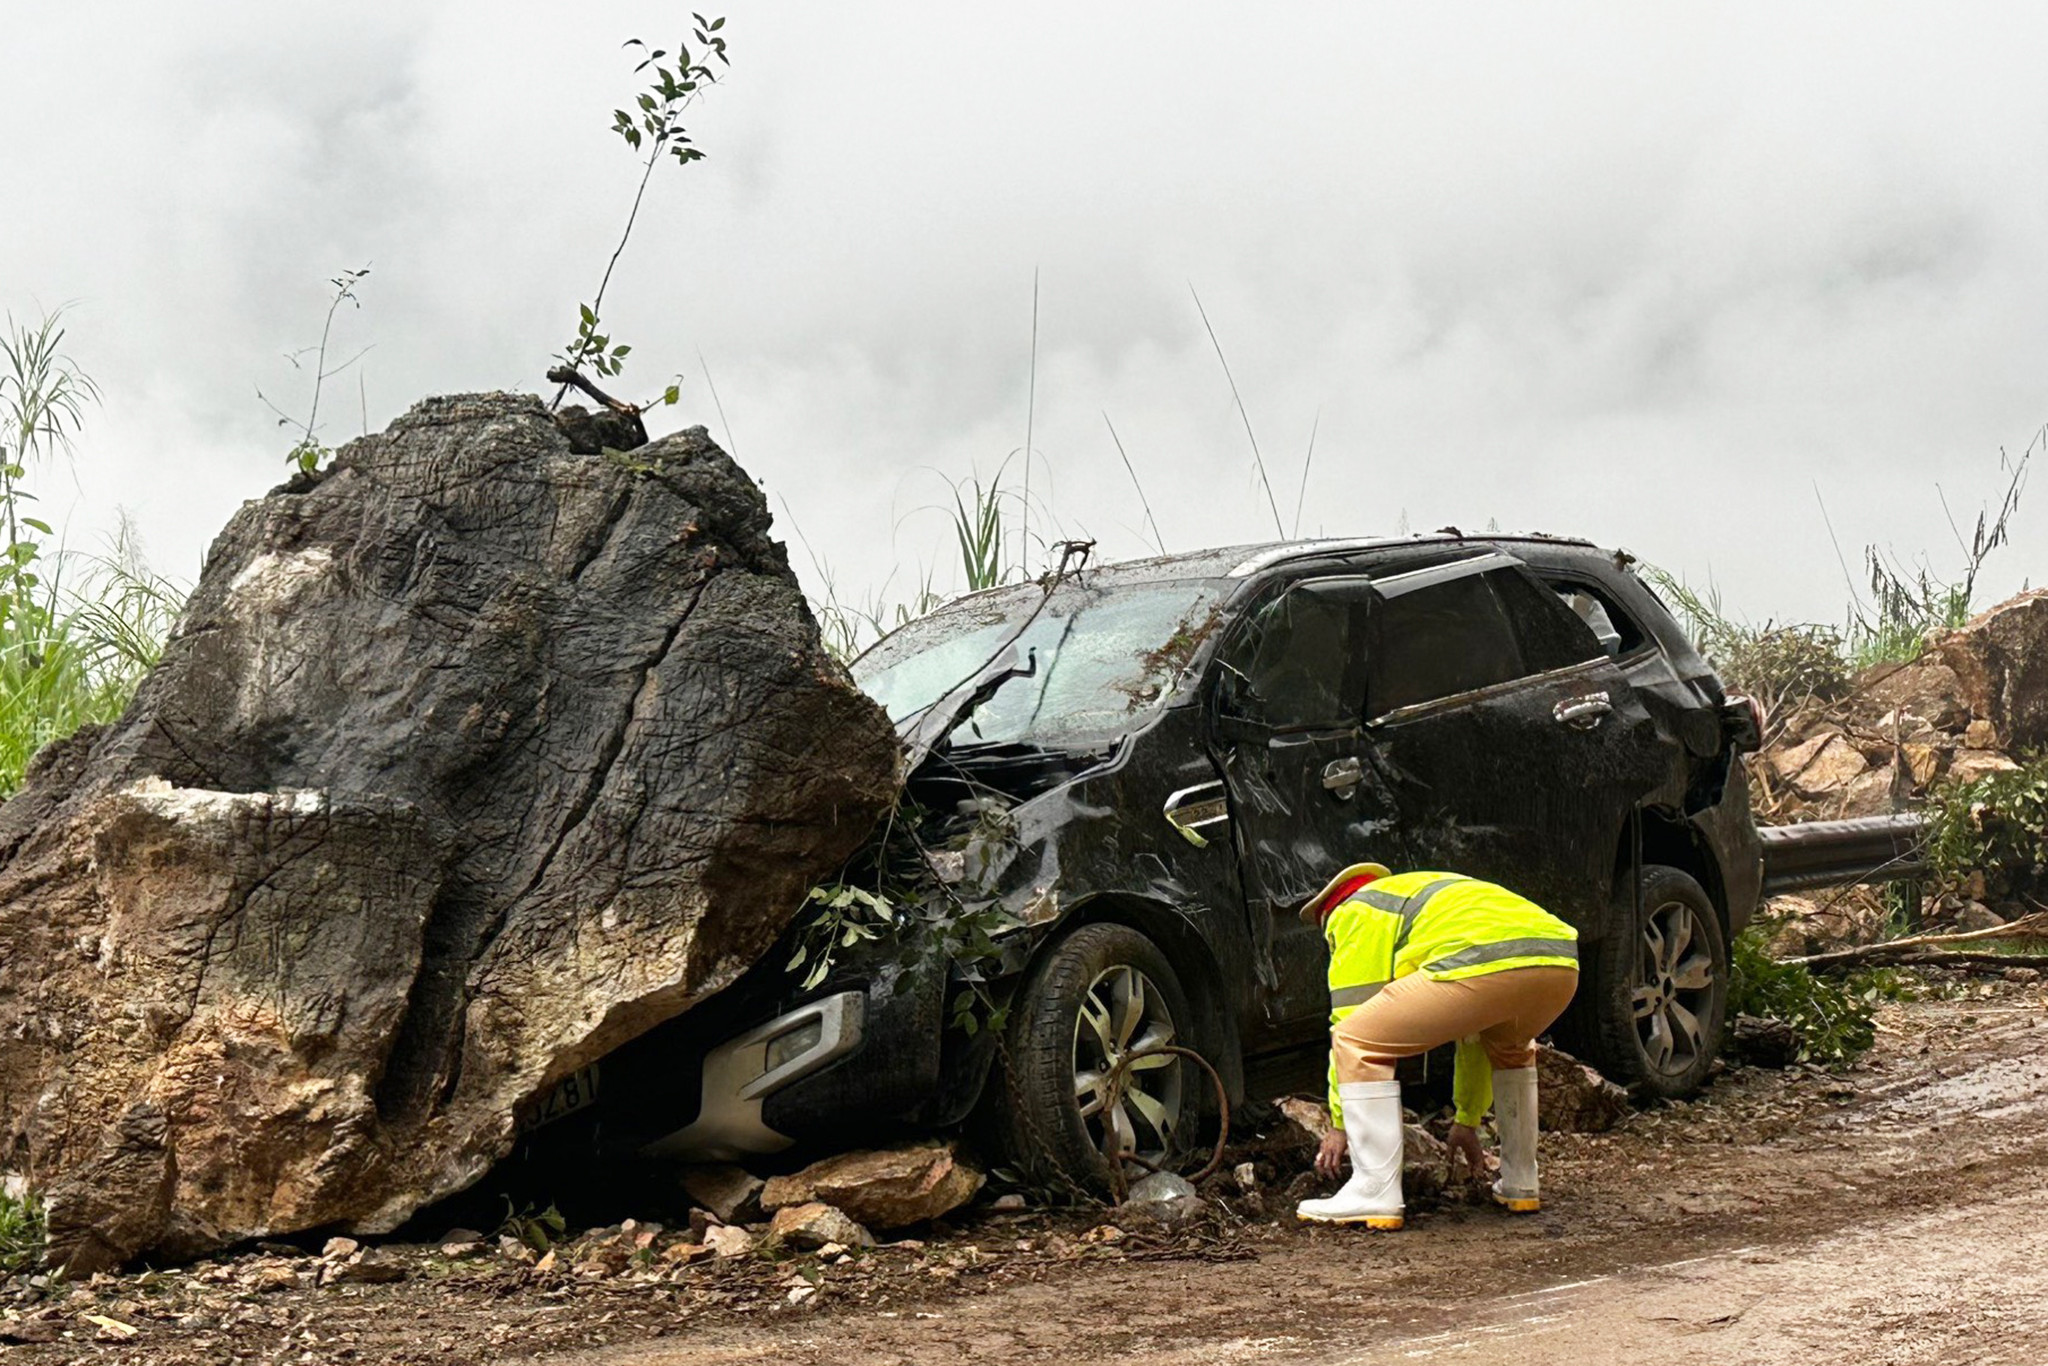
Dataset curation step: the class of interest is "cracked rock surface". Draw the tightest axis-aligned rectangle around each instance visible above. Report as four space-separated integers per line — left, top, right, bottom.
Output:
0 393 900 1272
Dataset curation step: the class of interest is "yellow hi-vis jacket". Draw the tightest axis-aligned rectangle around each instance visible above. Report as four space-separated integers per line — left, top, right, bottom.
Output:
1325 871 1579 1130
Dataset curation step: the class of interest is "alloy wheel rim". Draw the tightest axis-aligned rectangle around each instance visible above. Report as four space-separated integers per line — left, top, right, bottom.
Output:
1631 898 1717 1077
1072 963 1184 1167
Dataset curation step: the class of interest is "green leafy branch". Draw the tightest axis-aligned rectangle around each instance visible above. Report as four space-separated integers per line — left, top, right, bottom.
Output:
787 884 900 991
257 266 372 475
553 16 730 409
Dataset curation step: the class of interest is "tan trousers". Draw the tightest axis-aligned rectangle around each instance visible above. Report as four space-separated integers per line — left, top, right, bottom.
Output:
1333 966 1580 1083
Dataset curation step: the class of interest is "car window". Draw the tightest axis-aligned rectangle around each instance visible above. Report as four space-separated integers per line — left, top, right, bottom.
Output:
853 577 1228 748
1544 578 1645 657
1222 578 1368 730
1488 568 1607 672
1366 570 1525 715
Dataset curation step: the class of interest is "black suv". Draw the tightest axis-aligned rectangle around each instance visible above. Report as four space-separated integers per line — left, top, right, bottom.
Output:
595 535 1763 1186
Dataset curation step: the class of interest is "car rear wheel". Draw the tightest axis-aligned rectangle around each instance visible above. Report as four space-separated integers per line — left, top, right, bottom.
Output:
982 923 1193 1192
1572 864 1728 1099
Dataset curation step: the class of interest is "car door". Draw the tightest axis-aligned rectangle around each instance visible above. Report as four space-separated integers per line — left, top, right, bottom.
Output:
1207 575 1401 1047
1360 554 1670 931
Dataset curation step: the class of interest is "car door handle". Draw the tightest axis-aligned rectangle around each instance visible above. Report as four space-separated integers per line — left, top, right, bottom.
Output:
1553 692 1613 729
1322 756 1364 798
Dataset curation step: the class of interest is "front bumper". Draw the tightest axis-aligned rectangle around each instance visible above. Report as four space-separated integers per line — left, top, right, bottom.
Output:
639 990 867 1161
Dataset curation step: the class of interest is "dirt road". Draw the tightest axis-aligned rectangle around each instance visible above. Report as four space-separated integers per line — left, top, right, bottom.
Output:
564 987 2048 1366
4 985 2042 1364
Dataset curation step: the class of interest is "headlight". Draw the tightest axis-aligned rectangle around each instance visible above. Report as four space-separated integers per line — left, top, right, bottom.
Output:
763 1017 825 1074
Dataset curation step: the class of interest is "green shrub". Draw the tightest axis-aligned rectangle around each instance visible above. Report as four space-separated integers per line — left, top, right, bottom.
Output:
0 1182 43 1275
1925 755 2048 903
1642 568 1848 742
1727 921 1885 1066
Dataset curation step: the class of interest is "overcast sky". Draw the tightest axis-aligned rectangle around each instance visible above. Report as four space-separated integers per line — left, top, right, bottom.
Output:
5 2 2045 634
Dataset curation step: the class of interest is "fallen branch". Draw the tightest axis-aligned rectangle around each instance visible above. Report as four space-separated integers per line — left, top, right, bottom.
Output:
1788 912 2048 970
1848 951 2048 972
544 366 640 417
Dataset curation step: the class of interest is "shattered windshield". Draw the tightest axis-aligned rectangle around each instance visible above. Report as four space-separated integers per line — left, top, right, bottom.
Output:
853 576 1228 749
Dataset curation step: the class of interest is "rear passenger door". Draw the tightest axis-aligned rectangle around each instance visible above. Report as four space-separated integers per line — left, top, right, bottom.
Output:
1361 554 1668 931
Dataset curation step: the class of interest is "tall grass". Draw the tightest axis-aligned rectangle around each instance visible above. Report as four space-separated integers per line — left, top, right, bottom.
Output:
1652 430 2036 721
0 536 182 794
1844 430 2033 668
0 312 182 796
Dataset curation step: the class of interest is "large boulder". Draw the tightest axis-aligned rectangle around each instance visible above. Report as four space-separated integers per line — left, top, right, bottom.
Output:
1934 590 2048 751
0 394 901 1271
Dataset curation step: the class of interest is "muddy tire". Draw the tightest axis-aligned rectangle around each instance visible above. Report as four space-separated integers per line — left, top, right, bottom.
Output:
1571 864 1728 1100
981 923 1194 1193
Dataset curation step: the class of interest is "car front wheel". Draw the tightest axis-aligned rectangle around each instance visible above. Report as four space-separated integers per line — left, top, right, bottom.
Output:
981 923 1193 1192
1573 864 1728 1099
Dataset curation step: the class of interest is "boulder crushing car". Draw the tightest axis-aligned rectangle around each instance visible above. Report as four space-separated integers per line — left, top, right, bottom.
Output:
592 534 1764 1187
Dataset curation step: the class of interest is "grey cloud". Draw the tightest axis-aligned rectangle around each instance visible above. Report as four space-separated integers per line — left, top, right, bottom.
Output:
3 0 2044 629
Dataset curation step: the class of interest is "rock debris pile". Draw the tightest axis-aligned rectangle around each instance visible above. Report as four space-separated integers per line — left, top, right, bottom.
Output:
1761 590 2048 822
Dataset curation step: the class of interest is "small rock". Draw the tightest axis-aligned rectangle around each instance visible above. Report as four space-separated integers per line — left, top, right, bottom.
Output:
439 1227 484 1246
760 1141 984 1230
1964 718 1999 749
83 1313 140 1342
1727 1014 1803 1069
687 1207 722 1239
659 1239 714 1264
1951 749 2021 785
0 1320 61 1345
1232 1161 1259 1193
1957 902 2007 932
440 1240 486 1259
989 1192 1026 1212
706 1224 756 1259
766 1202 876 1252
324 1247 408 1285
1537 1047 1631 1133
532 1249 559 1275
498 1234 537 1264
679 1164 765 1225
1773 731 1869 796
1901 742 1946 790
320 1236 360 1261
1276 1095 1335 1146
244 1262 301 1292
2002 967 2042 984
1400 1123 1454 1198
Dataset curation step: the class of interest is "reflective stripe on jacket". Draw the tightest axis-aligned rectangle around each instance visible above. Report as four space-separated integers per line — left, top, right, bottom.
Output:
1324 871 1579 1127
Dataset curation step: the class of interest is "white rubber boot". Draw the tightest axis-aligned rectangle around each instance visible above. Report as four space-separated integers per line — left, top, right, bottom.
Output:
1296 1081 1404 1229
1492 1066 1540 1212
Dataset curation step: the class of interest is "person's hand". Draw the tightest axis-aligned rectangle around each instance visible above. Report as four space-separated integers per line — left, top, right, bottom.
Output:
1316 1129 1348 1180
1447 1123 1496 1181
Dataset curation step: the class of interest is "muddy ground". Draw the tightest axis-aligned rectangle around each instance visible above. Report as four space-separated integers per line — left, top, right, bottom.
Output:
4 977 2043 1366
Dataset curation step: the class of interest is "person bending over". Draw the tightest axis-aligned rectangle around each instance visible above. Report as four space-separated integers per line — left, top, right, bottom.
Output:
1299 863 1580 1229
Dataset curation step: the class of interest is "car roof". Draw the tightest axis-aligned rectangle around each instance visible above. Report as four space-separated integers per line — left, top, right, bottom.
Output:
1065 531 1604 582
871 531 1613 627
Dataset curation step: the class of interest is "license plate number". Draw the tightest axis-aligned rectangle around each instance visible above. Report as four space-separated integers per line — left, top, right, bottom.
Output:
523 1063 601 1132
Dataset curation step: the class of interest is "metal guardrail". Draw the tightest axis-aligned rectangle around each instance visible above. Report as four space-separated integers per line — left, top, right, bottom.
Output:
1757 812 1929 895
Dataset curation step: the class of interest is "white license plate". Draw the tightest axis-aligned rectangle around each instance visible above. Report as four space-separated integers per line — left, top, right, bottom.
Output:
523 1063 601 1131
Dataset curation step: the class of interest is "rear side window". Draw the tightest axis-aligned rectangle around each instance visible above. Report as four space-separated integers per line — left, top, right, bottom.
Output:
1489 569 1606 673
1544 578 1646 657
1367 572 1524 714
